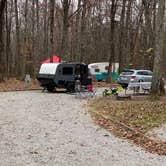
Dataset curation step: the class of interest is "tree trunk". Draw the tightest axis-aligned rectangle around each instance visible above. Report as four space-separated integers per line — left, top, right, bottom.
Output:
43 0 48 59
49 0 55 62
24 0 28 74
107 0 118 82
14 0 22 78
36 0 39 66
118 0 126 72
151 0 165 95
124 0 132 66
142 0 153 69
61 0 71 61
0 0 6 81
5 0 9 78
32 0 35 75
73 0 81 61
80 0 87 62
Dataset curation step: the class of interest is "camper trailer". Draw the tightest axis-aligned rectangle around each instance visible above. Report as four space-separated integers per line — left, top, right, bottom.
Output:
37 62 91 92
88 62 119 81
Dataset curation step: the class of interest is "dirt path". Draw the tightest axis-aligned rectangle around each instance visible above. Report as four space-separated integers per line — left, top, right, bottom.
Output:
0 91 166 166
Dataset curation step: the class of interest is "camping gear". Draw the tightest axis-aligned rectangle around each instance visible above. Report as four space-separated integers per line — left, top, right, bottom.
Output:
40 55 61 64
103 89 113 96
25 74 31 88
102 86 124 96
37 62 92 92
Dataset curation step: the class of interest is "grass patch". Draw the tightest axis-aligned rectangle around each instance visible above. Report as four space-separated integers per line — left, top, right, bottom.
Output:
89 97 166 155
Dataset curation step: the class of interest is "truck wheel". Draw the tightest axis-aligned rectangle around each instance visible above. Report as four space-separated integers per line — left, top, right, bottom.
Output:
47 86 55 92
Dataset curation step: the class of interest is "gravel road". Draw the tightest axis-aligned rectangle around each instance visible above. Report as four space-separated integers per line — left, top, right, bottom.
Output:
0 91 166 166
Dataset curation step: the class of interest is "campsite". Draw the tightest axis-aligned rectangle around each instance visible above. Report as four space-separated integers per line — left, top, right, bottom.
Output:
0 0 166 166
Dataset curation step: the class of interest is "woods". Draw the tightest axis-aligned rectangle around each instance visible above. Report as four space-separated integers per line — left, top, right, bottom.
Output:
0 0 165 94
0 0 6 80
151 0 165 95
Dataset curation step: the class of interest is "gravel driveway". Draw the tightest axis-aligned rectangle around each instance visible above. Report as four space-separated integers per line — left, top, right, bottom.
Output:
0 91 166 166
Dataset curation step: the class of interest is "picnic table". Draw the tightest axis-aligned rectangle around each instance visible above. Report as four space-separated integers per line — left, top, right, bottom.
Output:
128 82 151 94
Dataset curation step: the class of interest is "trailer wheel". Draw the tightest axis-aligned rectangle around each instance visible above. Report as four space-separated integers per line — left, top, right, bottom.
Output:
47 86 55 92
66 83 75 92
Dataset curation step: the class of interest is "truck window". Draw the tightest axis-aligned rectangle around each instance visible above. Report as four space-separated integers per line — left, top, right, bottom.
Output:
62 67 73 75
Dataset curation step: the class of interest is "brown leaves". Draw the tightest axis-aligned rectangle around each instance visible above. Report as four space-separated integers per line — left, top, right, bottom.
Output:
0 78 40 91
89 97 166 155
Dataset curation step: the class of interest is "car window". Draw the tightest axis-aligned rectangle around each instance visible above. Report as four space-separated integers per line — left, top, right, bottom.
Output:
137 71 153 76
137 71 143 75
137 71 148 75
121 70 134 75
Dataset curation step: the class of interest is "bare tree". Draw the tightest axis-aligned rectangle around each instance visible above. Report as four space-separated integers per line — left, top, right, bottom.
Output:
1 0 166 83
72 0 81 61
49 0 55 62
0 0 6 81
24 0 28 74
14 0 22 77
80 0 87 62
107 0 118 82
5 0 13 77
118 0 127 72
61 0 71 60
43 0 48 58
151 0 165 95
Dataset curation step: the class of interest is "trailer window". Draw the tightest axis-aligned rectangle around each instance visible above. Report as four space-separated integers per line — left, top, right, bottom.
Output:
62 67 73 75
95 69 100 73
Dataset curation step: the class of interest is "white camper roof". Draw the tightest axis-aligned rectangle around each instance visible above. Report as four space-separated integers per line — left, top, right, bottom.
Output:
88 62 109 68
39 63 60 75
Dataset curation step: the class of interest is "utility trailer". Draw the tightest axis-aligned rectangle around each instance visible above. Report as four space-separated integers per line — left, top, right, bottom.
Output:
37 62 92 92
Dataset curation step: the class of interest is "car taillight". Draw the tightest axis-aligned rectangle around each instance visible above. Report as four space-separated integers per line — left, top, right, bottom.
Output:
130 75 136 79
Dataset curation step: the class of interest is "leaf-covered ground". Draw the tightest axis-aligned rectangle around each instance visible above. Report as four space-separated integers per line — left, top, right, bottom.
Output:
0 78 40 91
89 97 166 155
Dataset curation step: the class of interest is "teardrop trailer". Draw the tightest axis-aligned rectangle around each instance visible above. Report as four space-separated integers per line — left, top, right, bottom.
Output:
37 62 92 92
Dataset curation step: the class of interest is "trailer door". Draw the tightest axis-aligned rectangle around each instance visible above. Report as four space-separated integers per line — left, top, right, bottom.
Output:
80 65 88 85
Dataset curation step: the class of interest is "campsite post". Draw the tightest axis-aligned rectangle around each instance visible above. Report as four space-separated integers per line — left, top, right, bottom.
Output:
25 74 31 89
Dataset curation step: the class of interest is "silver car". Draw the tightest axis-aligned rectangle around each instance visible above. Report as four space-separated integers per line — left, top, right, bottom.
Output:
118 69 153 88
